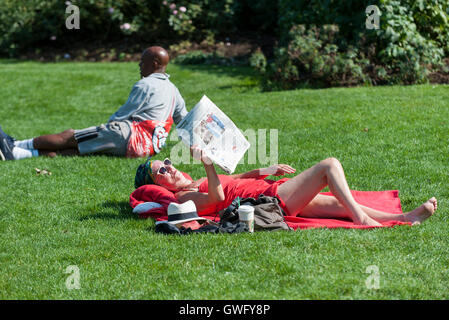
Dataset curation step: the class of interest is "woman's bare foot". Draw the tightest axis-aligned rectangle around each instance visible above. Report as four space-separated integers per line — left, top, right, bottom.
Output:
404 197 438 225
362 216 382 227
354 215 382 227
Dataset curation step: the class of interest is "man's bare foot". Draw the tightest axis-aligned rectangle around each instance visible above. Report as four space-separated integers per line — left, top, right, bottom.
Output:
39 151 57 158
404 197 438 225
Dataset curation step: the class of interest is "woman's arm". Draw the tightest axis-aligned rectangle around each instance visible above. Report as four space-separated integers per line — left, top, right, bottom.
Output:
192 146 224 203
203 161 225 203
229 169 262 179
175 190 221 214
230 164 296 179
176 146 225 212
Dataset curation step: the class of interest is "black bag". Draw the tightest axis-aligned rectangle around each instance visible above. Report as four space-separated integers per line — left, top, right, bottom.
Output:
155 220 249 235
221 194 293 232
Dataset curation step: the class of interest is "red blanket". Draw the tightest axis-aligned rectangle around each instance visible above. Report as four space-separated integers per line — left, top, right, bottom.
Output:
129 185 410 230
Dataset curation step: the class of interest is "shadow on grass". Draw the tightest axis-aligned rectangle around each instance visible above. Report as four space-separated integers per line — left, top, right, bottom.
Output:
79 200 139 221
176 64 262 93
173 64 340 92
0 59 22 64
175 63 258 81
217 83 260 93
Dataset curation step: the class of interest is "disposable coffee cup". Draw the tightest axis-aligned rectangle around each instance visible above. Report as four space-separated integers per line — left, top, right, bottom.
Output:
238 205 254 233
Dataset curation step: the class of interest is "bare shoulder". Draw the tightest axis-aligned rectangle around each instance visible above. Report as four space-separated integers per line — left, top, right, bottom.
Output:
175 190 207 202
175 190 194 200
175 190 218 213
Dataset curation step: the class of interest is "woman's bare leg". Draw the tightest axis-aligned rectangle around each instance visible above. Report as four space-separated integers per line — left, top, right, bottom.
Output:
402 197 438 225
298 194 405 222
297 193 437 225
277 158 381 226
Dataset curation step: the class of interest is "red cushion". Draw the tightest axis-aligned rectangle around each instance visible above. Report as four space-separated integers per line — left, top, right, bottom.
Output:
129 184 178 219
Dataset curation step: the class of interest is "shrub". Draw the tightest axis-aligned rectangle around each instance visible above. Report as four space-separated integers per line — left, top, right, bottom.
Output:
0 0 63 57
162 0 236 40
254 0 449 88
0 0 238 56
249 48 266 73
373 0 448 84
277 0 372 45
252 25 370 90
2 0 448 88
0 0 170 56
232 0 278 35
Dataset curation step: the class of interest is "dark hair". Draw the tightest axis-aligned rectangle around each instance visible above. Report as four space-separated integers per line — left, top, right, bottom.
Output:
134 156 155 189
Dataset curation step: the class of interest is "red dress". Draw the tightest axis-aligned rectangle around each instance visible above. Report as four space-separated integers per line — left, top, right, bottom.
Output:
197 175 290 215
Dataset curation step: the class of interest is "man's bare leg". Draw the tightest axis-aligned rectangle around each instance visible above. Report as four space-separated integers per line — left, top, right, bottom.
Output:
33 129 78 150
38 149 79 158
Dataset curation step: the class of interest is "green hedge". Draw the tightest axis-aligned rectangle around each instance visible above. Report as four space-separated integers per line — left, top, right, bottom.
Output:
278 0 371 45
251 24 371 90
0 0 279 57
1 0 448 87
0 0 185 56
375 0 448 83
252 0 449 89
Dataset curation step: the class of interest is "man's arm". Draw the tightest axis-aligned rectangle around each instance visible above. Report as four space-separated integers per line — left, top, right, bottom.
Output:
172 87 188 125
108 83 148 122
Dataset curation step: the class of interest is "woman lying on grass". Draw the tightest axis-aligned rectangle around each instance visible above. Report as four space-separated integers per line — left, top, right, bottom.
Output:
135 146 437 227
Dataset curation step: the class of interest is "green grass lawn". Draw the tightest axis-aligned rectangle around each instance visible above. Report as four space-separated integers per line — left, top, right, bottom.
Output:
0 60 448 299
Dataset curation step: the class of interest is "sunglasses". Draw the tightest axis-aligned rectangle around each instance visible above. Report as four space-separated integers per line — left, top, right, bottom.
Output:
155 158 172 175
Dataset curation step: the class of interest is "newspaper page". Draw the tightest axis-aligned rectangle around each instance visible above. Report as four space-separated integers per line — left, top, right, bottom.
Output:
176 95 250 174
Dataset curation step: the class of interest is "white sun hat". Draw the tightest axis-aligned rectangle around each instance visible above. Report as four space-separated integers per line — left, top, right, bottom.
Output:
155 200 207 226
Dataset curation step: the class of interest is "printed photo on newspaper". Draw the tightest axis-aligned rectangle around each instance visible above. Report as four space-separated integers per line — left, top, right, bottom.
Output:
176 95 250 174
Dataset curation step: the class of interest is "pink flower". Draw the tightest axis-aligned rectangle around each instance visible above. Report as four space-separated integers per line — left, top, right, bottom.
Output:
50 36 56 41
173 10 178 15
108 7 114 14
169 3 176 10
179 6 186 12
163 1 168 5
120 23 131 30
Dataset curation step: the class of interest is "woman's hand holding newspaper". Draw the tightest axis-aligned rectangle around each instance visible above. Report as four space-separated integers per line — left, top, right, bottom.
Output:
190 145 213 166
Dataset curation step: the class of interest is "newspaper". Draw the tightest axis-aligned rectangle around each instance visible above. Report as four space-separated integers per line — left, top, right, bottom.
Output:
176 95 250 174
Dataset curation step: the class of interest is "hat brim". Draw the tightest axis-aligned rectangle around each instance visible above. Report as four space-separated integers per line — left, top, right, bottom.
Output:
155 216 208 226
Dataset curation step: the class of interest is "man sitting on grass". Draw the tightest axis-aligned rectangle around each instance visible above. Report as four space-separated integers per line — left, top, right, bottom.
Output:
0 46 187 161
